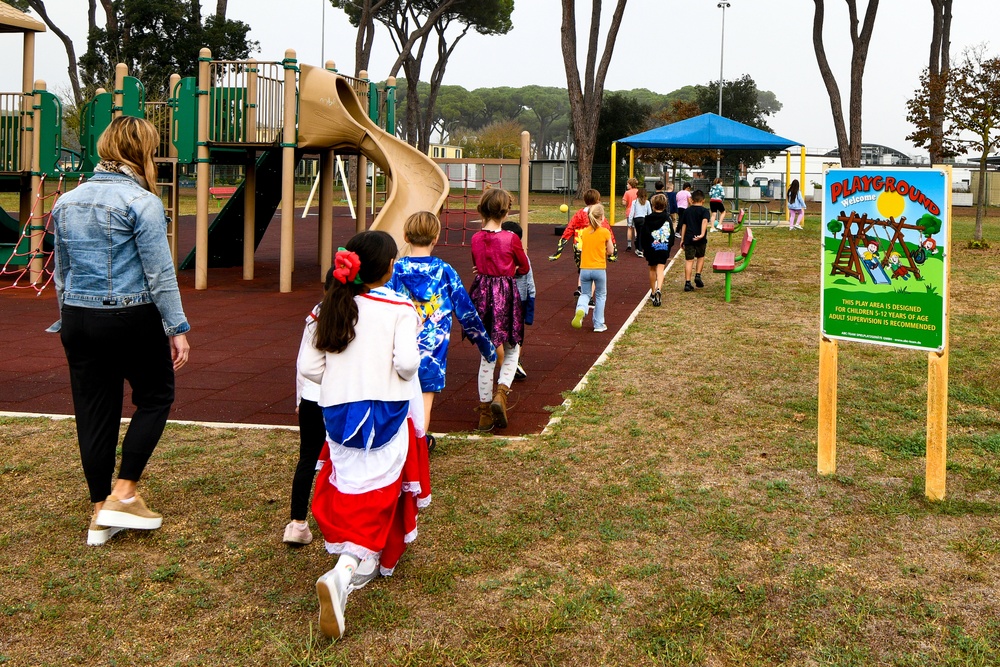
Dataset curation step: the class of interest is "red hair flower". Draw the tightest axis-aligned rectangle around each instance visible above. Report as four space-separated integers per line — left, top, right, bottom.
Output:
332 247 362 284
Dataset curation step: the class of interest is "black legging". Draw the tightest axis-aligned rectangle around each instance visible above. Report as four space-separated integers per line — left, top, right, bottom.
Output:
290 398 327 521
61 304 174 503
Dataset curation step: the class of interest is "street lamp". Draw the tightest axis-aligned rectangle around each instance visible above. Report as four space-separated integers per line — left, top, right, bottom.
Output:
716 0 730 180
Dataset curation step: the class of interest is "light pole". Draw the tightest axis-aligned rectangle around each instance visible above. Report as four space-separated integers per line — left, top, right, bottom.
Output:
716 0 730 180
320 0 326 64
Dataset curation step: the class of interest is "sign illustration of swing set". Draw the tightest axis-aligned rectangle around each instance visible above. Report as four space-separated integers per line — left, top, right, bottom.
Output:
817 167 951 500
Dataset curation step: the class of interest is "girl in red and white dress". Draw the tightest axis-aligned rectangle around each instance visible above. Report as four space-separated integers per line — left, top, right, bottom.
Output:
296 230 430 640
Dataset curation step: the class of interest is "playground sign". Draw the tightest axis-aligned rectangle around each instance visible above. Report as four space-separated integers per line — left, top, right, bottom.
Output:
821 167 949 352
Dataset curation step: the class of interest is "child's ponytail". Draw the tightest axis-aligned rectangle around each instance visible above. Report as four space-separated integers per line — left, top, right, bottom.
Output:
314 231 397 353
588 203 605 231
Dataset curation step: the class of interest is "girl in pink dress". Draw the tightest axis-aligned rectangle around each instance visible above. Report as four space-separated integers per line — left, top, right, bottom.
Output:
469 189 531 431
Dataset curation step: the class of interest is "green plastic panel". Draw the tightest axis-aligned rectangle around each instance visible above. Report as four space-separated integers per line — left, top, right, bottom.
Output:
121 76 146 118
80 92 113 172
210 87 246 143
37 90 62 175
171 77 198 164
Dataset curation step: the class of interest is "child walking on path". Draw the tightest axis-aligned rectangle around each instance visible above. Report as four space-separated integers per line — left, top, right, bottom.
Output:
787 179 806 230
549 189 617 298
641 194 673 307
622 177 639 252
502 221 536 381
629 188 651 258
386 211 496 448
571 204 614 332
284 269 335 547
709 177 726 230
470 189 531 431
297 231 429 640
678 190 711 292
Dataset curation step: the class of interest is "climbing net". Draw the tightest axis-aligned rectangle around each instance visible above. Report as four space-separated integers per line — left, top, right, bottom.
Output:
436 161 516 247
0 174 70 295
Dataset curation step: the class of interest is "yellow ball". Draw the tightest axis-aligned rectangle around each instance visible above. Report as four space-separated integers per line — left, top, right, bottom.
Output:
559 204 569 213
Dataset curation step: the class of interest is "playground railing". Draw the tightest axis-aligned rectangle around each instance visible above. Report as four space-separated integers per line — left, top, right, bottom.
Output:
208 60 285 145
144 101 172 159
0 92 24 172
341 74 371 116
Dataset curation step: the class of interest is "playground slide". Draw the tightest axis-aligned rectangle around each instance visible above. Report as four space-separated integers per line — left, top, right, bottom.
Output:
0 204 22 244
856 248 891 285
297 64 450 254
179 147 300 269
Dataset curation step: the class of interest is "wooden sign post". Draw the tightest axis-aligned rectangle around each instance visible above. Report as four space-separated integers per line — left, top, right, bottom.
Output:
817 167 951 500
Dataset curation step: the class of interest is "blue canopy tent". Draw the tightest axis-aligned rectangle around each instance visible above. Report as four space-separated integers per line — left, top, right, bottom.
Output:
611 113 803 225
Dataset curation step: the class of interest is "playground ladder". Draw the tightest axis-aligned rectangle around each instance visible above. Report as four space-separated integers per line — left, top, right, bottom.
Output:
156 157 180 268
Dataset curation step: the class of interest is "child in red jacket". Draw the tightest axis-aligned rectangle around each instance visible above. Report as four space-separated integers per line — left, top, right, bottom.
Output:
549 189 617 297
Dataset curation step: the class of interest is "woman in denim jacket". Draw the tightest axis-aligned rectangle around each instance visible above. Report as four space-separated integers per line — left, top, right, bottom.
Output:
51 116 191 546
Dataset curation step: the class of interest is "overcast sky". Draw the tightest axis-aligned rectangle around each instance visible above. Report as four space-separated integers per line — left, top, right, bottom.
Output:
1 0 993 157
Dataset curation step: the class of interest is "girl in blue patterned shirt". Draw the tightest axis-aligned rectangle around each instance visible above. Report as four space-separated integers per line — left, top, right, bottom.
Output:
386 212 496 443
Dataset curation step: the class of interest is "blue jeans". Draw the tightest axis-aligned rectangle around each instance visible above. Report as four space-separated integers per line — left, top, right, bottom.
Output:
577 269 607 330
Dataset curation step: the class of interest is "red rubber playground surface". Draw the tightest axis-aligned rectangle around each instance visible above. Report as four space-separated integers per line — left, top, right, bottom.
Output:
0 210 653 435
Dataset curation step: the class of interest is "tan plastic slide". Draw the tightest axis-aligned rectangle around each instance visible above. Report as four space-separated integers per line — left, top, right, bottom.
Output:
297 64 450 254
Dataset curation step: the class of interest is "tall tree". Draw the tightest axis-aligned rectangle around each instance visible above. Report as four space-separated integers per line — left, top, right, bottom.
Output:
81 0 258 99
328 0 393 76
909 46 1000 242
520 86 570 159
215 0 227 18
694 74 782 170
925 0 953 163
811 0 880 167
594 92 650 165
9 0 85 106
561 0 629 195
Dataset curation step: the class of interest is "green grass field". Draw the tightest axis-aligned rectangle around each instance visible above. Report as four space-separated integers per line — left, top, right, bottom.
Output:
1 211 998 666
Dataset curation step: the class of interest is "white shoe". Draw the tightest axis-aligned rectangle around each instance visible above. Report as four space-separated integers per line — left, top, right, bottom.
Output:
349 557 380 591
317 567 349 639
283 521 313 546
87 518 124 546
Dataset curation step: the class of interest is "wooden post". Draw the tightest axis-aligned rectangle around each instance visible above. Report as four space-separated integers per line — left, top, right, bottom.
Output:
113 63 127 118
520 131 530 250
817 336 838 475
319 149 334 279
195 49 211 290
610 142 617 226
28 80 44 285
925 167 952 500
280 49 297 293
243 59 258 281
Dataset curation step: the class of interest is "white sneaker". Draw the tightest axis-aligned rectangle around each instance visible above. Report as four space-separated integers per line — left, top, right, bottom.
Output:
283 521 313 546
317 567 349 639
349 557 380 591
87 518 124 546
594 325 608 333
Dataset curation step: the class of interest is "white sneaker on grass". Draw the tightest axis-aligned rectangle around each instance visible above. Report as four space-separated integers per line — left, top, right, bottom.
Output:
317 567 350 639
349 557 380 591
87 518 125 546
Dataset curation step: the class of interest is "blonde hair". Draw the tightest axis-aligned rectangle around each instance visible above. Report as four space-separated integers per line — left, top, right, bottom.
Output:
588 203 605 230
404 211 441 247
713 177 723 185
651 194 667 212
478 188 512 222
97 116 160 195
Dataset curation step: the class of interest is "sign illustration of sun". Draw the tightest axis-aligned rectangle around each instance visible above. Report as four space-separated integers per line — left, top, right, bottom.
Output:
877 190 905 219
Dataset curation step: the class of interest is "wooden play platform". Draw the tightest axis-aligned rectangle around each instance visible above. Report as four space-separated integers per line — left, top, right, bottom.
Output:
0 210 654 436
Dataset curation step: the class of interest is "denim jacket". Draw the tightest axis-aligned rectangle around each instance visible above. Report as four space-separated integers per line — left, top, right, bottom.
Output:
49 172 190 336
